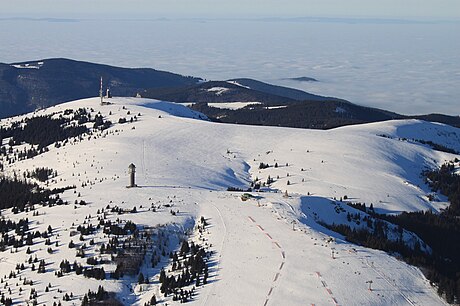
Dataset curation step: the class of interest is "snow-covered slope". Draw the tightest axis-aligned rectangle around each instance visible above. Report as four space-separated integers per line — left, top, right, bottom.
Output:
1 97 458 306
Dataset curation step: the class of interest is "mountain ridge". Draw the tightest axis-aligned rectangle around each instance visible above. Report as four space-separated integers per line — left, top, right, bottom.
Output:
1 58 459 130
0 58 201 118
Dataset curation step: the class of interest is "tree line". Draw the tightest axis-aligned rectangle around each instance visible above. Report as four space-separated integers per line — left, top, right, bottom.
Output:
330 160 460 303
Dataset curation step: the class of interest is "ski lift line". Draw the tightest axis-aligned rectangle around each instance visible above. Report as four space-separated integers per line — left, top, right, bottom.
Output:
142 138 148 182
364 258 416 306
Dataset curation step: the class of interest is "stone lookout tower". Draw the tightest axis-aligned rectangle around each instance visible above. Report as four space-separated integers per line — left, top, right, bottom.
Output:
128 163 137 188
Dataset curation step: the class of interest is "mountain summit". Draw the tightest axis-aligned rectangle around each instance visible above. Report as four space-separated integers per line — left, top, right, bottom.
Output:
0 96 458 304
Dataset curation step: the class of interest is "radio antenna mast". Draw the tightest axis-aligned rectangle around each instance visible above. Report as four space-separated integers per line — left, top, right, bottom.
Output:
99 76 103 105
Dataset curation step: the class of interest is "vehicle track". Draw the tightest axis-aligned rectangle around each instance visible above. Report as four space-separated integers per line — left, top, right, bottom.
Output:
248 215 286 306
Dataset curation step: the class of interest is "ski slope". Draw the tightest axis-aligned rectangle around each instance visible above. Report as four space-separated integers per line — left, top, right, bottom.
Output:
1 96 458 306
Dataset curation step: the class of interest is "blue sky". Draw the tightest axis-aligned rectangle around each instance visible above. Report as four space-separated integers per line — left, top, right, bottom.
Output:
1 0 460 19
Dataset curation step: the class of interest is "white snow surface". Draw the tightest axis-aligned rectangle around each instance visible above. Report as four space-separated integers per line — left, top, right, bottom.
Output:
266 105 287 110
226 80 251 89
207 102 261 110
11 61 44 69
1 96 458 306
206 87 230 96
180 102 261 110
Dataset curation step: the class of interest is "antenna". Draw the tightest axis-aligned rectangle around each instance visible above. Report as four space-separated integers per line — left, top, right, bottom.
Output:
100 76 103 105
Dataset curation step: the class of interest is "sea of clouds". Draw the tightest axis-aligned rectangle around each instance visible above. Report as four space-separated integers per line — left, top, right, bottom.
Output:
1 17 459 115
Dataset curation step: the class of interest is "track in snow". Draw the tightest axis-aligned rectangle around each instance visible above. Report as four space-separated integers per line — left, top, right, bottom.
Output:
315 271 340 306
248 215 286 306
202 202 227 306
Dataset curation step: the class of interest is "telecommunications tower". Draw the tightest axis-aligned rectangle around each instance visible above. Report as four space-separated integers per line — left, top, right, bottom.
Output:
99 76 103 105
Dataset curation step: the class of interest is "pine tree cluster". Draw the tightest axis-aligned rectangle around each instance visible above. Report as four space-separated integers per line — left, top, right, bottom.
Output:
158 240 210 303
81 286 109 306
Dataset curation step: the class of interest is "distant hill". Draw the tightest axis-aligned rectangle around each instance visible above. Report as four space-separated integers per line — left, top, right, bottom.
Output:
282 76 319 82
227 78 328 101
141 80 299 105
189 100 402 129
0 58 200 118
412 113 460 128
1 58 459 129
141 79 459 129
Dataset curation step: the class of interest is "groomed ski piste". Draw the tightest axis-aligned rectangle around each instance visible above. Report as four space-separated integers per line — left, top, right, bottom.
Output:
1 96 459 306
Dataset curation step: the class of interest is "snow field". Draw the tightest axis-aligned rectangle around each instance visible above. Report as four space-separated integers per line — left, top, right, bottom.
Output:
1 96 458 305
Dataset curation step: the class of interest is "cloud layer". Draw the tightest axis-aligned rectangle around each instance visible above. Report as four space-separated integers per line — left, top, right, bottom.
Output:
1 18 459 115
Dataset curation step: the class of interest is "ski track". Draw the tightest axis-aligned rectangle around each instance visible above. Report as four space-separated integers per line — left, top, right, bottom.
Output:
248 215 286 306
315 272 340 306
201 202 227 306
142 138 147 182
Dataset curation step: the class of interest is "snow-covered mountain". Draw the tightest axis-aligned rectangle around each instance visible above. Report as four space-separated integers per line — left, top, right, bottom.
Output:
1 96 459 305
3 58 460 130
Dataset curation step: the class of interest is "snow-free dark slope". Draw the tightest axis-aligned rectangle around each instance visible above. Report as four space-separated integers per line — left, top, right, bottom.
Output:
141 79 407 128
141 80 298 105
0 58 200 118
189 99 403 129
141 79 460 129
228 78 328 101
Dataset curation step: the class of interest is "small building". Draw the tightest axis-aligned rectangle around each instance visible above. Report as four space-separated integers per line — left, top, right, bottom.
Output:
127 163 137 188
241 193 253 201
